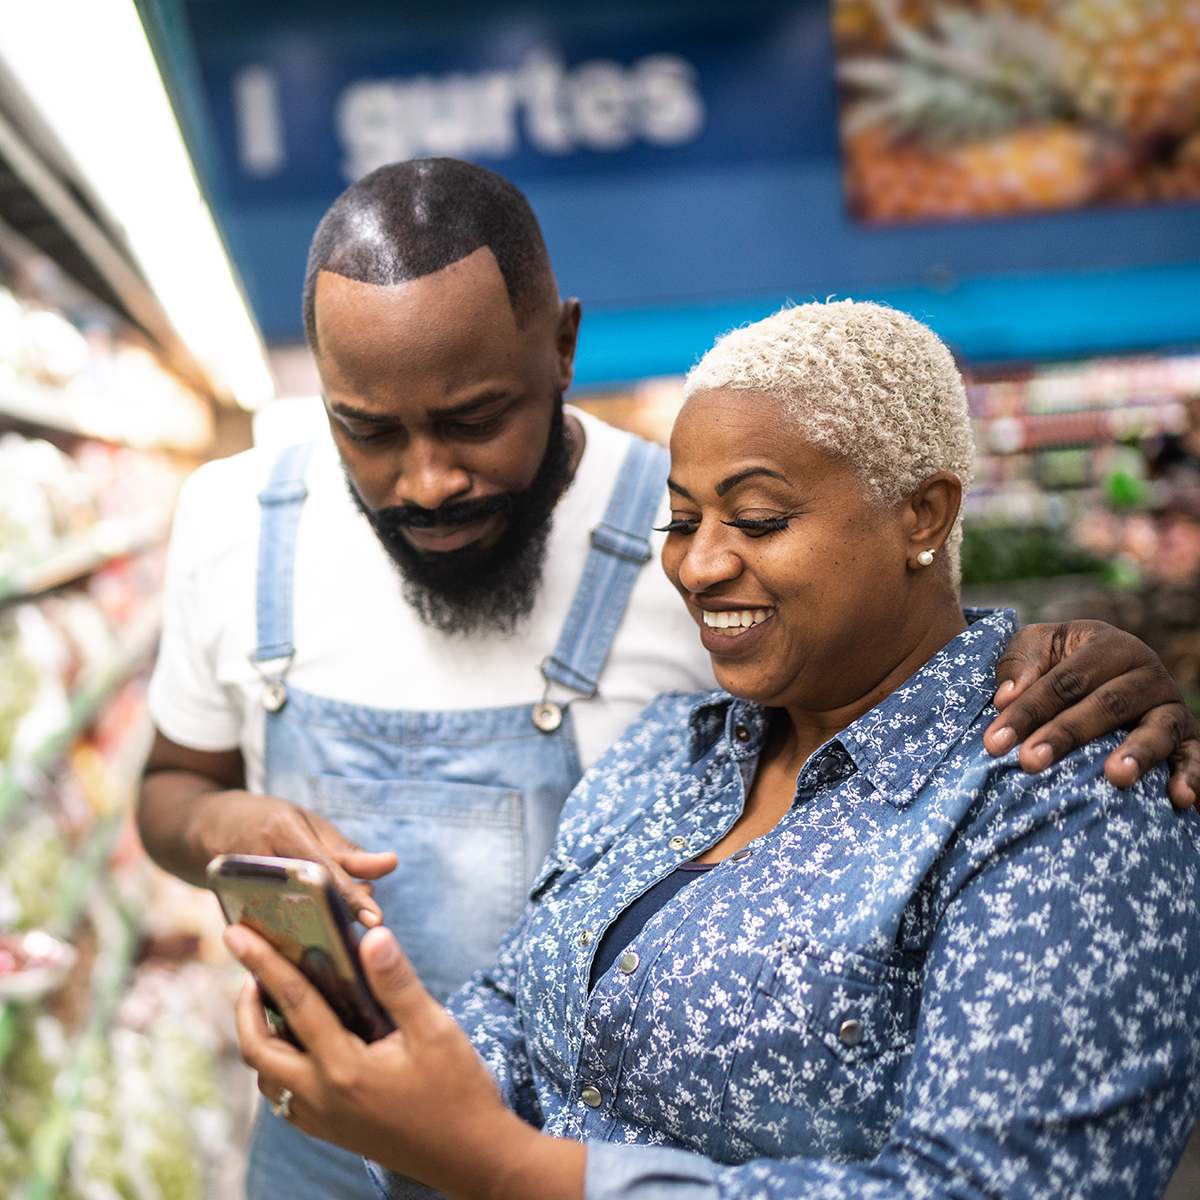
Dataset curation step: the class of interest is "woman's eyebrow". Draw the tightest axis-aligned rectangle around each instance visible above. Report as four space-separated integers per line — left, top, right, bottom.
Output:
715 468 791 496
667 479 693 499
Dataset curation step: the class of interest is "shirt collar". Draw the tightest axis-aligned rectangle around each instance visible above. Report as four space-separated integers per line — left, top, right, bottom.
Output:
685 608 1018 808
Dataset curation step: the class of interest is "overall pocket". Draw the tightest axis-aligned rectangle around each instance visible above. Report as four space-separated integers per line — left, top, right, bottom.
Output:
308 776 526 1003
719 940 920 1162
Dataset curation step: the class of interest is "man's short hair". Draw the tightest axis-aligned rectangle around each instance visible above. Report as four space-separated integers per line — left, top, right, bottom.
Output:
303 158 555 349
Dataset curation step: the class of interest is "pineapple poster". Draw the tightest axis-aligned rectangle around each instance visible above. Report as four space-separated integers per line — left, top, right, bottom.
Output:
835 0 1200 222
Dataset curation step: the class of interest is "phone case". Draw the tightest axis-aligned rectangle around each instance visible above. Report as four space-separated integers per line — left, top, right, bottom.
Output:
207 854 395 1044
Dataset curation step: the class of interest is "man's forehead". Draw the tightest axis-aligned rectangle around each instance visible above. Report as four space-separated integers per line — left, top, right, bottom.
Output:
313 244 515 332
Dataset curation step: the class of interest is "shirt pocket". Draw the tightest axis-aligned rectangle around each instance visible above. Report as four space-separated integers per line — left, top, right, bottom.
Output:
719 940 920 1161
306 775 526 1003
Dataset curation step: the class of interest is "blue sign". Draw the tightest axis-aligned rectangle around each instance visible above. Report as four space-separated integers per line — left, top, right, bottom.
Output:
198 7 838 196
165 0 1200 377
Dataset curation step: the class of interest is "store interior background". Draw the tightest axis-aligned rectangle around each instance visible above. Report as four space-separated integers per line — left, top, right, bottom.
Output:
0 0 1199 1196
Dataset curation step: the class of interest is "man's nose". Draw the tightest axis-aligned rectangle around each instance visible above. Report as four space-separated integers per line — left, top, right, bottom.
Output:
391 437 472 512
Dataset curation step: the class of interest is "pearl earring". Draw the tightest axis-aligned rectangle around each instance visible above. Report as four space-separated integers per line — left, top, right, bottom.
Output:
917 549 935 567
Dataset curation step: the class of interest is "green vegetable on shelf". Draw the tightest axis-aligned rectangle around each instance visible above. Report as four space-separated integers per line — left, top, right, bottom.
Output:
1105 469 1149 509
0 815 70 932
960 526 1105 586
0 615 39 764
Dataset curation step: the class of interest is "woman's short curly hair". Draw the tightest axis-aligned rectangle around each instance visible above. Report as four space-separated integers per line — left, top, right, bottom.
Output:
684 299 974 578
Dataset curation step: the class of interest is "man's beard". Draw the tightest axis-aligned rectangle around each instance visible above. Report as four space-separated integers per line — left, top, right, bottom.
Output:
346 403 574 636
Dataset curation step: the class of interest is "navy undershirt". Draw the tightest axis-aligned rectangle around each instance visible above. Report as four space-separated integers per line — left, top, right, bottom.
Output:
589 861 716 990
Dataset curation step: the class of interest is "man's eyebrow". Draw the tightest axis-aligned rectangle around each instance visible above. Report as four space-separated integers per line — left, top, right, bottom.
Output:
328 400 392 425
426 390 512 419
667 479 693 499
327 390 513 425
715 467 791 497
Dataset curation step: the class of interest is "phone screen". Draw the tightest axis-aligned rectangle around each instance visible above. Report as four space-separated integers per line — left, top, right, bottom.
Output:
208 854 394 1044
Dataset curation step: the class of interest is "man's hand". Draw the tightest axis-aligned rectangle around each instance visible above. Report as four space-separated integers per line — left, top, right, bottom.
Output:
138 731 397 925
983 620 1200 809
227 923 585 1200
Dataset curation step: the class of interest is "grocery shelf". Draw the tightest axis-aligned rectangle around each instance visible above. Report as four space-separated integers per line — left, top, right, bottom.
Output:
0 599 162 826
0 518 167 606
977 402 1188 455
0 375 91 440
20 888 138 1200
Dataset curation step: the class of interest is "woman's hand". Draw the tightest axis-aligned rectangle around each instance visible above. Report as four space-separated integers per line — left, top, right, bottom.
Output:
983 620 1200 808
227 923 584 1200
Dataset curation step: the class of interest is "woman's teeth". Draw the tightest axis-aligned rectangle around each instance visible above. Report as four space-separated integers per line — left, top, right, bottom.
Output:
702 608 774 635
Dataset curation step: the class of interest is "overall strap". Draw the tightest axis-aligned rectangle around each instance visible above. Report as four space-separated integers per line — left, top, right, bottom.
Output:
542 436 669 697
252 440 315 667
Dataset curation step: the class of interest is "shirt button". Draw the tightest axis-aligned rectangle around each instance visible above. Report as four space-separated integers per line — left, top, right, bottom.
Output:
668 836 687 850
578 929 594 947
730 847 752 863
817 753 843 778
734 724 751 742
839 1019 864 1047
618 952 640 974
580 1085 603 1108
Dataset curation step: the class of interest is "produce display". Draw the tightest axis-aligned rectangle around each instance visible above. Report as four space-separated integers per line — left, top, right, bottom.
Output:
834 0 1200 221
1 327 251 1196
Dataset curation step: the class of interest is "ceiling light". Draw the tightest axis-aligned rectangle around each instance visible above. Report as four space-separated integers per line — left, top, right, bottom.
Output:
0 0 275 409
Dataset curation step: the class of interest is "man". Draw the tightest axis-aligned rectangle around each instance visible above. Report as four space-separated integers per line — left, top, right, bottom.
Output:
138 158 1200 1200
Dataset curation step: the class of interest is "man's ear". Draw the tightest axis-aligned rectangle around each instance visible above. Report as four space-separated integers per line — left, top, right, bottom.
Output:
906 472 962 566
555 299 582 393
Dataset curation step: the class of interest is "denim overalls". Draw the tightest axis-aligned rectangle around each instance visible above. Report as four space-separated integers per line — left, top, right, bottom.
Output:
245 436 668 1200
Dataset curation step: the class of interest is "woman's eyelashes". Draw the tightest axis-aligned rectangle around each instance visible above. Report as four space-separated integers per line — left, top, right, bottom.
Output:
654 516 791 536
723 517 790 534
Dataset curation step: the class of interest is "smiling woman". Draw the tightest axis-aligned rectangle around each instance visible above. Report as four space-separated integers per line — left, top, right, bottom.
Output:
227 300 1200 1200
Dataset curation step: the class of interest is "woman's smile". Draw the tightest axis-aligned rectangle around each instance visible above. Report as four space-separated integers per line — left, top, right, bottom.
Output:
696 605 777 654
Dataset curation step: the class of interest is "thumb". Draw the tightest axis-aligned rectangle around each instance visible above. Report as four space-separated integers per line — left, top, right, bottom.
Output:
360 926 441 1034
311 814 399 879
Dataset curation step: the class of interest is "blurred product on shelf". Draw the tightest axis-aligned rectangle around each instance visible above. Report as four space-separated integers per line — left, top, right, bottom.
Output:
0 285 213 451
834 0 1200 222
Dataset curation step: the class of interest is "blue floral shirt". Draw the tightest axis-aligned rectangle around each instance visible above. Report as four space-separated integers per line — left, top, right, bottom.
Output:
422 609 1200 1199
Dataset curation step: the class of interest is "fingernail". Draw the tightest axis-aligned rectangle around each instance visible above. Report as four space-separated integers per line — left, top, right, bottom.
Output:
366 928 400 966
224 926 250 955
358 909 377 927
990 727 1016 753
995 681 1016 701
1029 743 1053 770
1122 754 1139 774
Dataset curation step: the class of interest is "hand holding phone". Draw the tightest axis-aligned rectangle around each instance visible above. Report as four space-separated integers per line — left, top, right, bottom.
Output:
208 853 395 1044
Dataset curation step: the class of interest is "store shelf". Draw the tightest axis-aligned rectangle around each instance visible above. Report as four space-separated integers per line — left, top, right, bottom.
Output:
978 402 1188 455
0 599 161 827
21 888 138 1200
0 375 92 441
0 518 167 606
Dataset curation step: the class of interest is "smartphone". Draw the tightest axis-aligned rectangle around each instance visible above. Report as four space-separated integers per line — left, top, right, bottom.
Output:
207 853 394 1044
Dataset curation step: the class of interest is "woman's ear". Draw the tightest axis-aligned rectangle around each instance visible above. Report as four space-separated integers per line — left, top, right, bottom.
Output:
905 472 962 569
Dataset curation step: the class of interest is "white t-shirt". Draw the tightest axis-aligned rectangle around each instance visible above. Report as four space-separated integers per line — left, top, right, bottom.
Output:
148 407 716 793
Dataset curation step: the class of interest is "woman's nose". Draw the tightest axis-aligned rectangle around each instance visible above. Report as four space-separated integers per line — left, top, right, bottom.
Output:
392 438 472 511
676 522 743 594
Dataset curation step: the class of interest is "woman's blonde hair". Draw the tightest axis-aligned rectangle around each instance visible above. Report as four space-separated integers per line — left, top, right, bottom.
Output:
684 299 974 578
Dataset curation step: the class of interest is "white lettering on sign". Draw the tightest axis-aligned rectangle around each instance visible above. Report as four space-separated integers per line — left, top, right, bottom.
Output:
334 49 705 181
233 65 287 178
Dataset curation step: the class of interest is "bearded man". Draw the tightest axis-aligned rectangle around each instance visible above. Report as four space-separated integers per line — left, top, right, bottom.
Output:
137 158 1200 1200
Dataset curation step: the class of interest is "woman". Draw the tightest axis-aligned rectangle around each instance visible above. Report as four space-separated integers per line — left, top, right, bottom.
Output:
228 301 1200 1200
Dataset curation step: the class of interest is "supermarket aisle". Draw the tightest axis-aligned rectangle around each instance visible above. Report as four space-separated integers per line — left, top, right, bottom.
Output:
0 283 258 1198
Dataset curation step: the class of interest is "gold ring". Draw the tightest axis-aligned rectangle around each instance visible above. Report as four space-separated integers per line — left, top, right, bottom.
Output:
271 1087 293 1119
